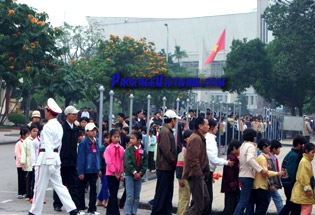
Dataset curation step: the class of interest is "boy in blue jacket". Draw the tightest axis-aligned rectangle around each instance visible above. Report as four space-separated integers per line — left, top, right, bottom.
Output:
77 123 102 215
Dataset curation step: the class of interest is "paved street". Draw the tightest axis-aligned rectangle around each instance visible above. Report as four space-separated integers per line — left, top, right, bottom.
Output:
1 128 315 214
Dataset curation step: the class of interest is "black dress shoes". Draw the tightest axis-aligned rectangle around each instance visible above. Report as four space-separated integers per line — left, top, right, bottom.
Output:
69 209 79 215
54 206 62 212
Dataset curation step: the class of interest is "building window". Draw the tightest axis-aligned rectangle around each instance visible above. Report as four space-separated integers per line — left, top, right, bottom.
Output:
181 61 199 77
250 96 254 105
210 61 225 77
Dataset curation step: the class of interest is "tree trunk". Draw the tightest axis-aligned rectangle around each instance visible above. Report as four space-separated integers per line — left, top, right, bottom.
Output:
290 106 296 116
25 89 32 124
93 99 103 126
64 98 71 107
298 106 303 117
4 87 11 116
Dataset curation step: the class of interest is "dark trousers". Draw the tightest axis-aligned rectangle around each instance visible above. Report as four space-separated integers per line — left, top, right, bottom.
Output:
53 166 80 208
119 181 126 208
97 174 109 201
305 136 310 143
78 173 98 213
185 175 210 215
151 170 174 215
25 170 34 199
252 188 270 215
17 167 26 195
220 134 226 146
222 191 240 215
106 176 120 215
279 185 301 215
204 172 214 215
148 152 156 171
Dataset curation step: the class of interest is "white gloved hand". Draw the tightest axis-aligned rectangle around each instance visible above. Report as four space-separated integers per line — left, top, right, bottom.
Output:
48 165 56 174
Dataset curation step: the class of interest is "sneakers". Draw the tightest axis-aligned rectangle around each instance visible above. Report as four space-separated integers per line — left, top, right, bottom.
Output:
17 195 24 199
78 210 86 215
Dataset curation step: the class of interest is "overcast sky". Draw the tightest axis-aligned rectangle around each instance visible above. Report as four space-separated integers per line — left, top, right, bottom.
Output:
18 0 257 26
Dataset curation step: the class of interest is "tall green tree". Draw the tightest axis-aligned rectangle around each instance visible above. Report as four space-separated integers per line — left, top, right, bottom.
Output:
263 0 315 115
49 23 104 107
223 0 315 116
0 0 64 123
222 38 271 94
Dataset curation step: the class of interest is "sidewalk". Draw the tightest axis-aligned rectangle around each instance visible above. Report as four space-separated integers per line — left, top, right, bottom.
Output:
0 128 20 144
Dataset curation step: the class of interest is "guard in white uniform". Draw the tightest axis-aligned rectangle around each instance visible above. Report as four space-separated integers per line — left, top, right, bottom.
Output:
29 98 78 215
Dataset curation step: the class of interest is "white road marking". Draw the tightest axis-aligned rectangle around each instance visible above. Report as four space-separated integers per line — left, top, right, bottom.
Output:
1 199 13 203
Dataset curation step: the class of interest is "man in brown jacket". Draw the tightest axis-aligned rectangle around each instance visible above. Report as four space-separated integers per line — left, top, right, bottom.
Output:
183 117 210 215
151 110 180 215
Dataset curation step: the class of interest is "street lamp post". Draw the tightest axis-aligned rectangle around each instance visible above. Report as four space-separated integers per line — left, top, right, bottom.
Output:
164 23 169 62
232 102 236 139
162 97 167 116
144 95 151 182
175 98 180 146
129 94 134 135
238 102 241 141
108 90 114 131
98 85 104 146
186 98 190 129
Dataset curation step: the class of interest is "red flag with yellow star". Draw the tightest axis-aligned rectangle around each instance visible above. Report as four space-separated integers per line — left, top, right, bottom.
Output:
205 29 226 65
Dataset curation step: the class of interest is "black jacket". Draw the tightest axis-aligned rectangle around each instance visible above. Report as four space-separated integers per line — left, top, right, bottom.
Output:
60 121 80 167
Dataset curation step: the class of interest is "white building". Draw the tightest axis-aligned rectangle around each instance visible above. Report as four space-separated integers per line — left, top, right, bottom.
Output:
86 0 270 114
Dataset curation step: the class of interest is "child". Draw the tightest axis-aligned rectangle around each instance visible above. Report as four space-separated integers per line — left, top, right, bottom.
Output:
77 123 101 215
176 130 193 215
15 126 30 199
148 128 157 173
125 136 131 147
104 129 124 215
97 133 110 207
122 127 129 136
79 117 90 134
123 131 148 215
291 142 315 214
21 123 38 201
220 139 241 215
268 140 284 214
251 139 284 214
77 130 85 150
30 123 43 203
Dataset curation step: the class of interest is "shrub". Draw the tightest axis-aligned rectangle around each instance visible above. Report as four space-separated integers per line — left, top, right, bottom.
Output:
8 113 26 125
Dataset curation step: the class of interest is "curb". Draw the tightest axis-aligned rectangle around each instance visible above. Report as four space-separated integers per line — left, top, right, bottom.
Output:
0 141 16 145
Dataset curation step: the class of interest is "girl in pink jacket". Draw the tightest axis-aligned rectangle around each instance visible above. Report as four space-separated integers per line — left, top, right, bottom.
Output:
15 126 30 199
104 129 124 215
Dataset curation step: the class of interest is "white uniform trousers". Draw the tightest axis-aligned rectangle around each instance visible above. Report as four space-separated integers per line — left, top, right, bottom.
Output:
29 165 76 215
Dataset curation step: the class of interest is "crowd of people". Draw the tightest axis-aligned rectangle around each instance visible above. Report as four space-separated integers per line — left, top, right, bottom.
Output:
14 99 315 215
